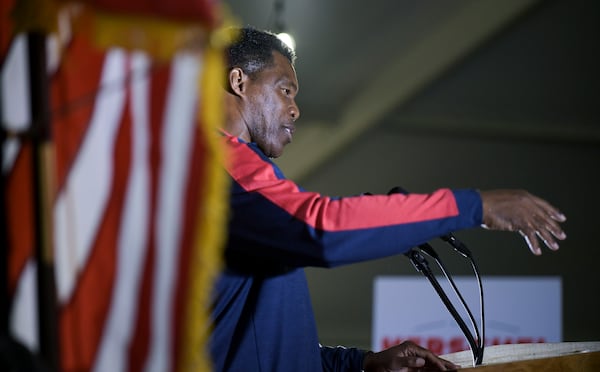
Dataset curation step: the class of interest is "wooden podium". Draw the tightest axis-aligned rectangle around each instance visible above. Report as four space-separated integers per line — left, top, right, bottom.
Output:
440 342 600 371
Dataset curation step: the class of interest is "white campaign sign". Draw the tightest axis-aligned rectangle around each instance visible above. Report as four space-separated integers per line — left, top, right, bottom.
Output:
372 276 561 355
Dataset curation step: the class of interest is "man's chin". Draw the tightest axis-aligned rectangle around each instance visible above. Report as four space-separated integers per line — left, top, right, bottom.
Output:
267 148 285 159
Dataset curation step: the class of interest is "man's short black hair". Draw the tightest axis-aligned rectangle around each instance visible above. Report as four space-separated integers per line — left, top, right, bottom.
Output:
225 26 296 78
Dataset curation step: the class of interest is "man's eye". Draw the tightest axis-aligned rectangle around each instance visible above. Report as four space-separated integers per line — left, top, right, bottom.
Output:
282 88 290 95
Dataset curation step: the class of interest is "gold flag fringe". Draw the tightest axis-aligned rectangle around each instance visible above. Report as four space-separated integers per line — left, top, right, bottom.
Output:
178 27 235 372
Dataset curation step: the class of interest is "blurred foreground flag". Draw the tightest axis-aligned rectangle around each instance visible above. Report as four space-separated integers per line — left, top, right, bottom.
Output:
2 0 228 370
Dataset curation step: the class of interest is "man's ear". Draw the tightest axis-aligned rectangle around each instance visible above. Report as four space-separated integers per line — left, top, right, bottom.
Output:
228 68 247 97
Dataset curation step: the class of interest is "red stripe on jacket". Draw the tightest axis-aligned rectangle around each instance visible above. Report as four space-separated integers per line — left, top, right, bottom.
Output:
222 133 460 231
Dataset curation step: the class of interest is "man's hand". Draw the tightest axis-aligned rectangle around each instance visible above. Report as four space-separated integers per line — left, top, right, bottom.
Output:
479 189 567 255
363 341 459 371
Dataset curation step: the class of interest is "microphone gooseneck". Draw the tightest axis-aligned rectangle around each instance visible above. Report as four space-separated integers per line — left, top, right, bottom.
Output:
389 186 485 366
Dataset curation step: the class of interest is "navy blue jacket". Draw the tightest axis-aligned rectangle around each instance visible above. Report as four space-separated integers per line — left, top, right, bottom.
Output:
209 132 483 371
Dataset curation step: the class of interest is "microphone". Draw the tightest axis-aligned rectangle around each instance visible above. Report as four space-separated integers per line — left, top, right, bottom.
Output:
441 232 472 258
388 185 485 365
404 247 481 364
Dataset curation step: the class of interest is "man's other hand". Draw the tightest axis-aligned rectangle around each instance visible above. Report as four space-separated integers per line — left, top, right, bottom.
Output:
363 340 459 371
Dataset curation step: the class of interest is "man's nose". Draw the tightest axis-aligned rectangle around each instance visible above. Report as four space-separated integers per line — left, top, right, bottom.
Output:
290 102 300 121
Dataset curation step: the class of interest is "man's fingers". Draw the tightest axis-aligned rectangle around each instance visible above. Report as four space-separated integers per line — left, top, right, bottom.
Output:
401 356 425 368
547 217 567 241
544 219 567 241
551 211 567 222
395 355 456 371
393 341 459 370
521 226 565 255
533 218 563 250
427 355 460 371
416 351 458 371
532 196 567 223
532 199 567 238
536 230 559 251
531 211 566 251
520 230 541 255
520 200 567 253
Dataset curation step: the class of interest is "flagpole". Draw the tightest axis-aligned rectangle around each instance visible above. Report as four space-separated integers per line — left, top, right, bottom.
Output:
0 124 8 336
27 30 60 372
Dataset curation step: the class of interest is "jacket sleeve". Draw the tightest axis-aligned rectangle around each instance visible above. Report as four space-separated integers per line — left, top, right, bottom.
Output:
320 344 367 372
223 135 483 268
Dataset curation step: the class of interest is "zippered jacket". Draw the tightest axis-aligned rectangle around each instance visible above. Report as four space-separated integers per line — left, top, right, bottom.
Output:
209 132 483 371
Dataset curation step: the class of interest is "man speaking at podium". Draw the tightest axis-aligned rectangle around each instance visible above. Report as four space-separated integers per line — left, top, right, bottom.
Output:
209 26 567 372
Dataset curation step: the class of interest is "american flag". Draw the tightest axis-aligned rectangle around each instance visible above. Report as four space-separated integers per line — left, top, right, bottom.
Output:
2 1 227 370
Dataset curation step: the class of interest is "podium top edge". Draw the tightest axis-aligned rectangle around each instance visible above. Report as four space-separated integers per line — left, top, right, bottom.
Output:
440 341 600 367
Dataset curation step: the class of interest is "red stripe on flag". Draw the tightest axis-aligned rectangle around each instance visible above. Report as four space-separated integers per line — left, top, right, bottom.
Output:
6 143 35 294
0 0 15 60
126 60 170 372
59 82 133 372
52 33 107 192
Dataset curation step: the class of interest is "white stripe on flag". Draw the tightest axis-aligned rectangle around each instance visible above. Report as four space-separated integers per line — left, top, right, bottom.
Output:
144 52 201 372
9 260 39 352
54 49 128 303
1 35 30 172
93 51 152 372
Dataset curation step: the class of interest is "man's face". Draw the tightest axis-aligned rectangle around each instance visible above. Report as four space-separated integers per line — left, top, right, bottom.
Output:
243 52 300 158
